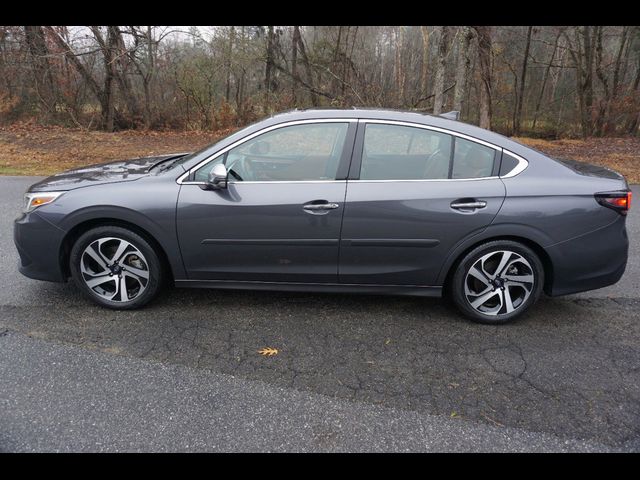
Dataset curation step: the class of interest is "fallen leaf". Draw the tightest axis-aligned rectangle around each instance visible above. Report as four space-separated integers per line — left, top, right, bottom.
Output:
258 347 278 356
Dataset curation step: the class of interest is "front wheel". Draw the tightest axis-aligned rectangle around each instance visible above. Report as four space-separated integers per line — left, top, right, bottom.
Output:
450 240 544 324
69 226 163 310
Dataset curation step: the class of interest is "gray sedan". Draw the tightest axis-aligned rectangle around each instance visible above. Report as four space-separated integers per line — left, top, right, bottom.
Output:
13 109 630 324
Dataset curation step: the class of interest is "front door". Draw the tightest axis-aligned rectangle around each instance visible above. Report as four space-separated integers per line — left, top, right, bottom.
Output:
177 121 356 283
339 121 506 285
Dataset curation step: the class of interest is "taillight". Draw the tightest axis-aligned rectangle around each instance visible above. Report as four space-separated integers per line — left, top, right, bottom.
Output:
595 190 632 215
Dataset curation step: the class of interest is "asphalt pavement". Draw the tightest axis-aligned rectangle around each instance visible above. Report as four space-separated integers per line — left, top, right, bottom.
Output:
1 176 639 452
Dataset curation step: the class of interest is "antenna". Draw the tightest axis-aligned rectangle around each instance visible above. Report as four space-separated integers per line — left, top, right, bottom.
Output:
439 111 460 121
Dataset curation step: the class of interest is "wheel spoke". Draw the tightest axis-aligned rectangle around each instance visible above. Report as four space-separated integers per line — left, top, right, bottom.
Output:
493 251 513 278
468 266 491 287
124 265 149 280
503 286 515 313
111 239 131 264
470 289 501 309
124 271 145 287
504 273 534 284
118 276 129 301
85 275 115 289
81 261 108 277
84 244 109 270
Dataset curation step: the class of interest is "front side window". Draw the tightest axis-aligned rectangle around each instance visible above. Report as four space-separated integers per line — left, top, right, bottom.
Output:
194 122 349 182
359 123 497 180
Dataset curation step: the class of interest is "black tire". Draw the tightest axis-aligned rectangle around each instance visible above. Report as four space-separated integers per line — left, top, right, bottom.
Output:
449 240 544 324
69 225 163 310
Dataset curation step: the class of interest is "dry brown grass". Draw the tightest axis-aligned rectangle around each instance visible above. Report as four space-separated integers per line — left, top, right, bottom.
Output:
1 123 639 183
0 123 235 176
514 136 640 183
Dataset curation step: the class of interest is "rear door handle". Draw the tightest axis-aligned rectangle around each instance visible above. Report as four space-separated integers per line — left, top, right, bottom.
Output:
450 200 487 210
303 202 340 213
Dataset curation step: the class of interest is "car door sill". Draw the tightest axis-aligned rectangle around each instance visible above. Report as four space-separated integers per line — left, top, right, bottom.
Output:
175 279 442 297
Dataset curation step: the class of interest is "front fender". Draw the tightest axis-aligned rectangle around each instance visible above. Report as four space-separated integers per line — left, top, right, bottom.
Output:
55 204 186 280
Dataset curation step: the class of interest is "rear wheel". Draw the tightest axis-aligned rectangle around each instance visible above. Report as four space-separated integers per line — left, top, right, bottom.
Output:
69 226 163 309
450 240 544 324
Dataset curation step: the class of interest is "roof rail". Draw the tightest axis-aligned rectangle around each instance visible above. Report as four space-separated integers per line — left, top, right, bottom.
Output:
439 111 460 121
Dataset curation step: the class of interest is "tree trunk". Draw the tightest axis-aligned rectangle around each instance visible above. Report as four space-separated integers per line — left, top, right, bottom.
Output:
110 26 141 126
433 26 451 115
453 26 473 115
514 26 533 135
46 26 113 129
533 29 561 130
394 26 405 104
600 26 629 135
225 26 235 102
296 29 318 106
291 26 300 102
420 26 430 97
24 25 59 117
474 26 493 129
565 26 595 138
264 26 276 107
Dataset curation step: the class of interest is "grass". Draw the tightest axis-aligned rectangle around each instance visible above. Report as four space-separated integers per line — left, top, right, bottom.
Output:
0 124 233 176
514 137 640 184
1 123 638 183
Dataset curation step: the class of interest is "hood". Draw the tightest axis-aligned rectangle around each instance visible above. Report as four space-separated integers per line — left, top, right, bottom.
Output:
29 153 188 192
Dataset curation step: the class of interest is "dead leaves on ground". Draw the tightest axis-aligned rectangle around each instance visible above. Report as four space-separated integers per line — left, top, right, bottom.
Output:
258 347 279 357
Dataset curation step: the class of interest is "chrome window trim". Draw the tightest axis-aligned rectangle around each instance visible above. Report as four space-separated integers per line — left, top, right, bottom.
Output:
355 119 503 182
177 118 357 185
176 117 529 185
500 150 529 178
349 177 500 183
228 180 346 185
359 119 503 151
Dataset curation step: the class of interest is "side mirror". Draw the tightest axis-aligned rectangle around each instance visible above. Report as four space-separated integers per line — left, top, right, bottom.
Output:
205 164 228 190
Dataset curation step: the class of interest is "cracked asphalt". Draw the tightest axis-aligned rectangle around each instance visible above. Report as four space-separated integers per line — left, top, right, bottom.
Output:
1 176 639 451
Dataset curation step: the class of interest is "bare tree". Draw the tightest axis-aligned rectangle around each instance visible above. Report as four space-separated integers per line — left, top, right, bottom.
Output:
532 28 563 130
23 26 58 116
420 26 430 97
433 26 451 115
1 25 636 137
453 26 474 116
474 26 493 129
513 26 533 135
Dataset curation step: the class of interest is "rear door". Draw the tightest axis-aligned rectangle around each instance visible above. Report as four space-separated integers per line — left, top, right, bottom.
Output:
339 120 506 285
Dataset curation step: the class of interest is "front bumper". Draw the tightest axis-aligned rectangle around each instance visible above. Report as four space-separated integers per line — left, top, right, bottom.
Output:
545 214 629 296
14 211 67 282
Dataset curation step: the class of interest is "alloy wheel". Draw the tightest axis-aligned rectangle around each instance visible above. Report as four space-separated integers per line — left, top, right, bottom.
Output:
464 250 534 316
80 237 150 302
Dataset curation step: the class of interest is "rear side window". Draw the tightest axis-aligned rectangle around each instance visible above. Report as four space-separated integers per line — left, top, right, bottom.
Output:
451 138 496 179
361 124 453 180
359 123 497 180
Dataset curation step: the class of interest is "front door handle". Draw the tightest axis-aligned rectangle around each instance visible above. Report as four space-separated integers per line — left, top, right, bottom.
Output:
303 202 340 214
303 202 339 211
450 200 487 210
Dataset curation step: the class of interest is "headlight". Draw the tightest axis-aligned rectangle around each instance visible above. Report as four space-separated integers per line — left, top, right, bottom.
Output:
23 191 65 213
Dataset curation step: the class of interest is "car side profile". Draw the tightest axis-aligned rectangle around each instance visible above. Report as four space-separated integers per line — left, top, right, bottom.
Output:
14 109 630 323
